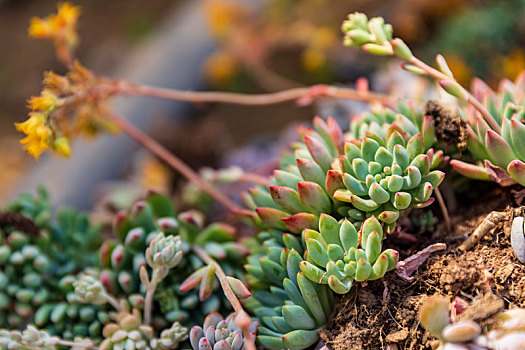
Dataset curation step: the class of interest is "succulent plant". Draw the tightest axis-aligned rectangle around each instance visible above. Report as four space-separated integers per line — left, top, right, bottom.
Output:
341 11 525 189
243 231 333 350
299 215 399 294
243 115 444 236
99 309 155 350
189 312 257 350
0 189 103 340
450 73 525 187
420 295 525 350
0 325 63 350
92 192 250 332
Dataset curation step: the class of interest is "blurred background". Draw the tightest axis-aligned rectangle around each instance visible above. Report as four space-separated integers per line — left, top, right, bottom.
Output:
1 0 525 213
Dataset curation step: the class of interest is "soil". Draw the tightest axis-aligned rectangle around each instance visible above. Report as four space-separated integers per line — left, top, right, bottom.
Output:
320 186 525 350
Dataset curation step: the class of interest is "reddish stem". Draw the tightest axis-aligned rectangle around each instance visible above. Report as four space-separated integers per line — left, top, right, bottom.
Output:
106 113 242 213
192 245 256 350
410 57 501 133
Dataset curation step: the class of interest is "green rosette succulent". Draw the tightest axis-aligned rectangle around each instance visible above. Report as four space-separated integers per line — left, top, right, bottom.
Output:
243 231 333 350
189 312 257 350
299 215 398 294
95 192 249 328
243 116 444 235
0 189 103 340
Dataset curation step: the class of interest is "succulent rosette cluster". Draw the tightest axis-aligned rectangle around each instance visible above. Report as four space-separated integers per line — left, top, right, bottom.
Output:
93 192 249 330
0 189 104 341
299 215 399 294
189 312 257 350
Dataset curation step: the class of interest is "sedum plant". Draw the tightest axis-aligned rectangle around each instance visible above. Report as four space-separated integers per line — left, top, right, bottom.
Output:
0 189 104 341
96 192 248 327
342 11 525 188
299 215 399 294
189 312 257 350
243 116 444 236
243 231 333 350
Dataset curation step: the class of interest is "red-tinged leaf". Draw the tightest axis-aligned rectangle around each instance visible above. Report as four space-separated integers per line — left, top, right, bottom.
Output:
485 130 516 169
422 116 435 149
510 119 525 161
385 122 405 141
485 160 517 187
303 135 333 172
325 170 344 197
226 277 251 299
507 160 525 186
282 213 319 234
466 125 490 161
255 207 289 230
327 117 344 154
199 264 215 301
450 160 490 181
471 77 494 101
269 186 306 214
297 181 332 214
99 240 117 268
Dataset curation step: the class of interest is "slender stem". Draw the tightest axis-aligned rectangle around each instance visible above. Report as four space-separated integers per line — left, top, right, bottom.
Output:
192 245 256 350
410 57 501 133
105 294 122 312
143 269 160 325
434 188 451 232
106 113 243 213
110 80 396 107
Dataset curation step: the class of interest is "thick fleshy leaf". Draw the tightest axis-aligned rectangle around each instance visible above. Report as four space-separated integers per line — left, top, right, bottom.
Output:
393 144 410 171
298 182 332 214
361 138 380 162
422 116 436 149
282 329 321 350
259 258 286 286
369 253 389 280
300 260 327 284
180 266 207 292
510 119 525 161
273 170 302 189
256 207 289 231
507 160 525 186
342 173 368 196
340 219 358 251
325 170 344 197
304 135 333 172
305 238 329 267
374 146 393 167
369 182 390 204
355 258 372 282
199 264 215 301
296 158 326 186
282 305 317 330
269 186 305 214
227 277 251 299
485 130 515 169
393 192 412 210
328 275 352 294
282 213 319 235
365 231 381 263
297 272 327 325
402 166 422 190
319 214 341 245
257 335 284 350
248 187 278 208
450 160 489 181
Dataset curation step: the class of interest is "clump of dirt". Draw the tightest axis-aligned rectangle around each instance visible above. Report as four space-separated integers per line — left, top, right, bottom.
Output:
424 100 468 150
321 191 525 350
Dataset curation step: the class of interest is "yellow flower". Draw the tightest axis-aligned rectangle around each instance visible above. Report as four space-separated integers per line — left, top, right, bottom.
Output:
203 51 238 83
15 113 52 159
28 2 80 47
27 90 57 111
28 18 52 38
